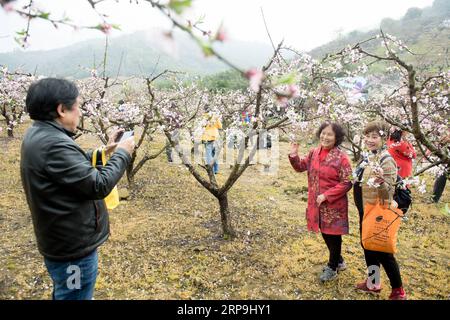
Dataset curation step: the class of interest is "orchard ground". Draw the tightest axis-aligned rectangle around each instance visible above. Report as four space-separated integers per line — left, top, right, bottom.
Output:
0 122 448 300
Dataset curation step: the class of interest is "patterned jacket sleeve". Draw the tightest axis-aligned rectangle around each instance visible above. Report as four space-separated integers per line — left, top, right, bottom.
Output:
400 141 417 159
288 149 313 173
323 153 353 203
378 155 398 202
391 141 416 159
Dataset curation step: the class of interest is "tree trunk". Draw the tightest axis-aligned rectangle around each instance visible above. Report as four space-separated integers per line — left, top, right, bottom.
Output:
4 116 14 138
126 163 135 189
126 150 138 189
218 193 236 239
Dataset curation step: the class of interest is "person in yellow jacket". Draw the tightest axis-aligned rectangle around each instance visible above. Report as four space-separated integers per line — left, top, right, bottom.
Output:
201 106 222 174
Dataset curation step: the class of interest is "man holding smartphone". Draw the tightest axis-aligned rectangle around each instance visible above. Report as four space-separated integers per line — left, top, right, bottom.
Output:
115 130 134 144
20 78 135 300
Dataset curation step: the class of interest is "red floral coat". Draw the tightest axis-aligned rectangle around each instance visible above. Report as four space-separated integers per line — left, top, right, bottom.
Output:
289 146 353 235
387 139 416 178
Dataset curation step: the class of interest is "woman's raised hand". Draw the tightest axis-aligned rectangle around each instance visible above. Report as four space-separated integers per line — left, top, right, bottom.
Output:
289 143 299 157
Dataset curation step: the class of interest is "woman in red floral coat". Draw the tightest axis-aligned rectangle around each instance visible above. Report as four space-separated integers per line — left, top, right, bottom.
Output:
387 129 416 178
289 121 353 283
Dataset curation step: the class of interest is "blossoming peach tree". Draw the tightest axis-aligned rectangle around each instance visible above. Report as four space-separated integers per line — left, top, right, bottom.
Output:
2 0 448 234
319 31 449 192
0 66 36 137
76 66 173 187
139 41 359 238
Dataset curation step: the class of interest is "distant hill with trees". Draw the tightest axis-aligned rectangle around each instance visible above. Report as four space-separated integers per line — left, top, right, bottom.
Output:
0 29 274 78
309 0 450 72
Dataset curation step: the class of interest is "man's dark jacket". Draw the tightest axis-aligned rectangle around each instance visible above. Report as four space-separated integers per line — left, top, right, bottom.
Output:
20 120 131 261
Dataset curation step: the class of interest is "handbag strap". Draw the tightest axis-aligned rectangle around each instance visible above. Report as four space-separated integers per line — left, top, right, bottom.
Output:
380 154 391 164
92 147 106 167
92 148 98 167
100 147 106 165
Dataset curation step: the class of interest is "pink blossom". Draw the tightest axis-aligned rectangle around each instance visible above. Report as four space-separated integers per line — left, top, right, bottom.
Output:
287 84 300 98
163 31 173 39
2 2 14 12
100 23 112 34
245 69 264 92
214 26 227 42
276 94 288 107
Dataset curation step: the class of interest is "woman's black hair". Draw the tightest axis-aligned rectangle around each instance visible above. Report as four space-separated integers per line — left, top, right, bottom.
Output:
25 78 79 121
316 121 346 147
390 129 402 142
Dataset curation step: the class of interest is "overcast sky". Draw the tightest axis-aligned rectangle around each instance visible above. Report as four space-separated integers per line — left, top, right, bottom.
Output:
0 0 435 53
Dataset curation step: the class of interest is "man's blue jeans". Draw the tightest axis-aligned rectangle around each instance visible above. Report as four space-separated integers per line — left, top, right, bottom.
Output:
44 249 98 300
204 141 219 174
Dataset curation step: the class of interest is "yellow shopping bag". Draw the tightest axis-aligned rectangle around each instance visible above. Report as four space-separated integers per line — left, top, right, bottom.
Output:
92 147 120 210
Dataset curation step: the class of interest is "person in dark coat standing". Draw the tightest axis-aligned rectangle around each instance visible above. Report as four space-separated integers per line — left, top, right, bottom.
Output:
289 121 353 283
431 131 449 203
20 78 135 300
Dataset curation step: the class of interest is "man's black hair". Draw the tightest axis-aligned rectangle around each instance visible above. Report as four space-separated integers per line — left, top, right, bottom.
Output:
25 78 79 121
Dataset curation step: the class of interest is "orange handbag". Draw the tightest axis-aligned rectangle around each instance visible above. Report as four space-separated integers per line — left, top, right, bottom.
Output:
362 200 404 254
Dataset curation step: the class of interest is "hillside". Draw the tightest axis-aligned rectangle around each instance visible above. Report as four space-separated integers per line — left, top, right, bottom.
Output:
0 29 274 78
309 0 450 71
0 1 448 81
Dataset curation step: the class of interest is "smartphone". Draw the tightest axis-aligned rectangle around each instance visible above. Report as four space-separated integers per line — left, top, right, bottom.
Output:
118 130 134 142
114 131 124 143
